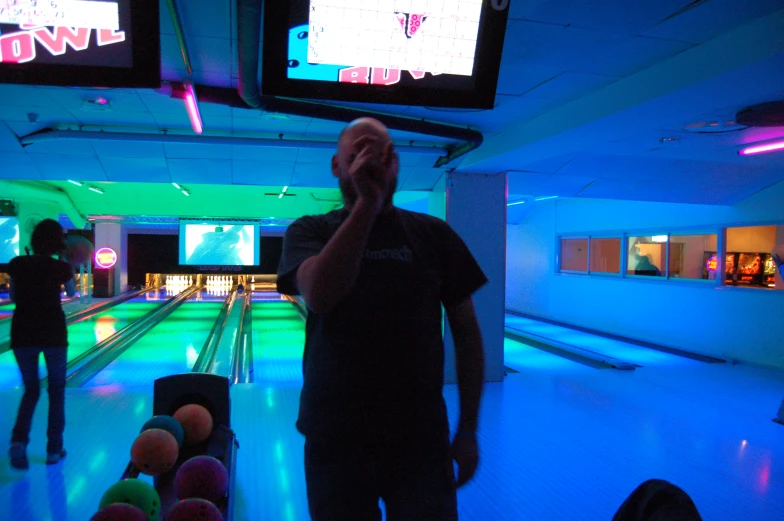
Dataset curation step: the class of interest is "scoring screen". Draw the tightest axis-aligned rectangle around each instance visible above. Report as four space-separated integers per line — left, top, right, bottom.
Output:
288 0 483 88
0 0 119 29
0 0 131 67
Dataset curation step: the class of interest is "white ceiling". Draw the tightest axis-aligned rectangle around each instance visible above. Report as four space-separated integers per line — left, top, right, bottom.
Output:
0 0 782 217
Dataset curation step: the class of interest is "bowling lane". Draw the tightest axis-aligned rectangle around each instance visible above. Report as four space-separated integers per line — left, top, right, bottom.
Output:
505 314 698 367
83 301 224 388
0 299 159 388
252 300 306 384
504 337 594 373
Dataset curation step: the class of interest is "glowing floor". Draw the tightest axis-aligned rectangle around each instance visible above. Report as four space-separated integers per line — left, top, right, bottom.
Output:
1 306 783 520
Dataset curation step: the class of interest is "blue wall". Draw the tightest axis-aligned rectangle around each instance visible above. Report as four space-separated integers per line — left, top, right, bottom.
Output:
507 181 784 370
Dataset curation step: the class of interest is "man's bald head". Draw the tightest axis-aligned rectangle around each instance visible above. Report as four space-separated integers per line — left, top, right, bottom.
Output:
338 117 392 148
332 117 399 209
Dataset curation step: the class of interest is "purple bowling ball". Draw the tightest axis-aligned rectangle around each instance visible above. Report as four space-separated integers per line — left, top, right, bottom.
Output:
164 498 223 521
90 502 148 521
174 455 228 503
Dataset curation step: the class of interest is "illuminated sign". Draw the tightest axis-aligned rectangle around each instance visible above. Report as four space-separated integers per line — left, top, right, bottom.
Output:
706 255 718 272
94 247 117 269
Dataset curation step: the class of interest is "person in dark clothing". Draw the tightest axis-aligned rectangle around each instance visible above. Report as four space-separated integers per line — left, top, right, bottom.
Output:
277 118 487 521
7 219 76 470
612 479 703 521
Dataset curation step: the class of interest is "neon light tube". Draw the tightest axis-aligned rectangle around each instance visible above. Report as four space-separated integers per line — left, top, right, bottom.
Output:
739 139 784 156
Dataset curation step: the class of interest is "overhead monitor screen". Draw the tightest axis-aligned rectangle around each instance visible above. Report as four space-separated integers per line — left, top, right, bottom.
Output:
262 0 509 108
0 217 20 263
0 0 160 87
179 224 259 267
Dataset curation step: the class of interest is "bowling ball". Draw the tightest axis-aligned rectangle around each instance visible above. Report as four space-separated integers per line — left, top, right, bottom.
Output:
90 503 147 521
99 479 160 521
174 455 229 503
131 429 179 476
141 415 185 448
164 498 223 521
173 404 213 446
65 235 94 267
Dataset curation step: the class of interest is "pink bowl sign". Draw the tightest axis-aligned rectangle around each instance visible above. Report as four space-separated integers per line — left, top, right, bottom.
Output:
95 247 117 269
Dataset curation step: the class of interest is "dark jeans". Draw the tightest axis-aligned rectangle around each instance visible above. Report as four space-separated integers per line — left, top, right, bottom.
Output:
613 479 703 521
304 435 457 521
11 348 67 453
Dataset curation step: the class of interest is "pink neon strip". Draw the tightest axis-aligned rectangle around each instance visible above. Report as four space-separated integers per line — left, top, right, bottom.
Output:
184 86 203 134
739 139 784 155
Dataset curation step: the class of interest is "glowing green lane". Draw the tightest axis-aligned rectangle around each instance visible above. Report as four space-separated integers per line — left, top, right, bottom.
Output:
84 302 224 388
0 300 158 388
252 301 306 384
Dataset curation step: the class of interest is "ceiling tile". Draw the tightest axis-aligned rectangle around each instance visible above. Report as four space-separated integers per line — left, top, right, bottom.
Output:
495 62 562 96
506 171 551 194
168 158 232 184
137 90 191 114
521 0 695 35
643 0 784 44
150 110 193 129
0 105 77 125
576 36 695 78
233 161 294 186
100 157 171 182
577 178 640 199
404 95 560 134
291 162 338 188
38 88 149 113
72 111 159 127
23 138 95 155
295 148 335 164
0 153 42 179
231 117 310 135
161 35 232 74
91 140 165 158
164 143 232 159
501 20 625 72
0 85 59 107
305 120 348 137
525 72 621 101
0 122 22 152
231 146 299 162
399 167 446 191
29 154 107 181
179 0 231 39
201 115 234 132
535 174 597 197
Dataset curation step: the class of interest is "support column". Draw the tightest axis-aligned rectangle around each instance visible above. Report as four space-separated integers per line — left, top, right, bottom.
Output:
428 173 446 220
444 172 507 384
94 223 128 294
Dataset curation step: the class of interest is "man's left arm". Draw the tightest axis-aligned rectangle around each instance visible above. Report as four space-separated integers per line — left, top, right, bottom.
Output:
446 296 484 488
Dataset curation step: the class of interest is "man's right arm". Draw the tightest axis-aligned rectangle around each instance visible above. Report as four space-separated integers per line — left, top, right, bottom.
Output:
297 201 377 314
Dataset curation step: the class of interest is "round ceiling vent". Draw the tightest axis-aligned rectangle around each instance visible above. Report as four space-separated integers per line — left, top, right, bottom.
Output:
682 120 747 133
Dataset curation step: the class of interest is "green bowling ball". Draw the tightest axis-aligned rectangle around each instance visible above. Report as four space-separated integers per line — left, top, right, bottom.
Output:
141 415 185 448
99 479 161 521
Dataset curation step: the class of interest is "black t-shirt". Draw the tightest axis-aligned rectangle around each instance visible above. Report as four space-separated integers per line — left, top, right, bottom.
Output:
277 207 488 445
8 255 73 349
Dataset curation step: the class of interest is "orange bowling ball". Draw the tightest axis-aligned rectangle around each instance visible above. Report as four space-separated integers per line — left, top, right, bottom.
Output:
131 428 179 476
173 404 213 446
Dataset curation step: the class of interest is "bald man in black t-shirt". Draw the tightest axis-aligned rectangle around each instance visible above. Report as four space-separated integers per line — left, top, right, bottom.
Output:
278 118 486 520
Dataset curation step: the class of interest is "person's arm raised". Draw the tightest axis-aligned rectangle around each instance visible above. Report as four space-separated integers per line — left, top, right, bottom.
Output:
297 201 377 314
297 139 396 314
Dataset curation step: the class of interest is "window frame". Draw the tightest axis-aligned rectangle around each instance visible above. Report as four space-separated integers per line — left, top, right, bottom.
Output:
624 233 669 280
588 235 623 277
557 236 590 274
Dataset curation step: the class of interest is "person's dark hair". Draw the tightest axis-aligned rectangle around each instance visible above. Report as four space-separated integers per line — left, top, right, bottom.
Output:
30 219 65 256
